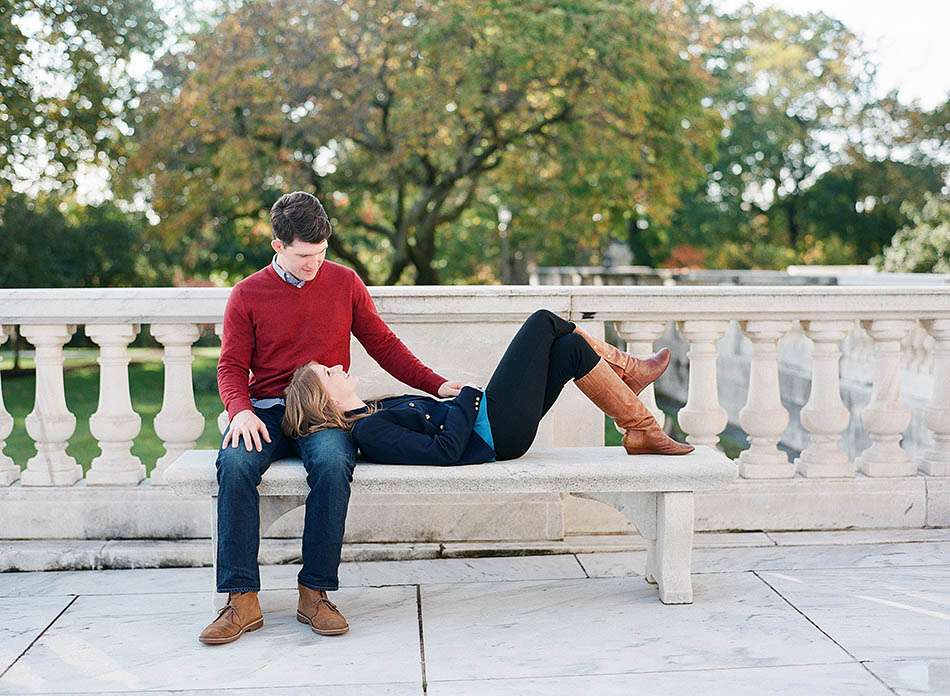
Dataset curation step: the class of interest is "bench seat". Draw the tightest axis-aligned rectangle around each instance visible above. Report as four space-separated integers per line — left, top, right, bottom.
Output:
165 445 737 605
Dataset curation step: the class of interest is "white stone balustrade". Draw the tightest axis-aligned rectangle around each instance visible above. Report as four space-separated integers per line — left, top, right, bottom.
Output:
920 319 950 476
737 320 794 478
86 324 145 486
794 320 855 477
0 325 18 485
0 286 947 541
20 324 82 486
855 320 917 477
676 320 730 448
150 323 206 484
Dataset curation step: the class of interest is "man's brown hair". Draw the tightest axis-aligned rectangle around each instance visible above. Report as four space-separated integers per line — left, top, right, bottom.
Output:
269 191 332 245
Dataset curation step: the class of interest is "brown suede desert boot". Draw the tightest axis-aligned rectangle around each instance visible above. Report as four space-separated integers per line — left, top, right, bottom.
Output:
198 591 264 645
297 584 349 636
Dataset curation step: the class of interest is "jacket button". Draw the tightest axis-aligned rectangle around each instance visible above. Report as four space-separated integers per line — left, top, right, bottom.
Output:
408 402 414 407
439 425 444 430
425 414 430 420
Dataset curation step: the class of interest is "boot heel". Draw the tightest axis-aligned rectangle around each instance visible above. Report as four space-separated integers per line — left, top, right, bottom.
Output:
245 617 264 632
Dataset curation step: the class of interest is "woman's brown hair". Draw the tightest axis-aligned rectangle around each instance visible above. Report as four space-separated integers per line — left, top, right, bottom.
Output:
281 362 375 438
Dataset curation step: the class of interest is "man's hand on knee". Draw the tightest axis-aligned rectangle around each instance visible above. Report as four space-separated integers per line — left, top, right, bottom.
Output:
225 409 273 452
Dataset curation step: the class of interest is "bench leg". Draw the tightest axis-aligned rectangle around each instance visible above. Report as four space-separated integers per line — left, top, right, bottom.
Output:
655 492 694 604
572 491 659 586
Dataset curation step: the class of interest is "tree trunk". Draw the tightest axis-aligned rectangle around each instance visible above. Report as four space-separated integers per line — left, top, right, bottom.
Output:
413 261 440 285
13 331 21 371
787 199 800 248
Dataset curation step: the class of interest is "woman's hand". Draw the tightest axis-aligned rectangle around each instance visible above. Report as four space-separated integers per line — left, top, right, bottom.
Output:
437 380 465 397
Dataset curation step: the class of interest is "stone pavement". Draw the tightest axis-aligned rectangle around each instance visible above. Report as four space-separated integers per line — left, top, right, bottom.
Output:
1 529 948 695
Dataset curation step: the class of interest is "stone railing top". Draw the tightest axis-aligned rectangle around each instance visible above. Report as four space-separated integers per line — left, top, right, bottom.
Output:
165 446 736 496
1 285 949 324
531 265 950 286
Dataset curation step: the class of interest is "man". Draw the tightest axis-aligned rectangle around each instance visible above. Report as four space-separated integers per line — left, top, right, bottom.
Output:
199 191 462 645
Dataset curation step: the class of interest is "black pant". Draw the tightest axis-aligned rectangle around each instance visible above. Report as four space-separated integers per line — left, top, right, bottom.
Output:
486 310 600 460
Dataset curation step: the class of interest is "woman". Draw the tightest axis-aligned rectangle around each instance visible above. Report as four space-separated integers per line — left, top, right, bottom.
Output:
282 310 693 464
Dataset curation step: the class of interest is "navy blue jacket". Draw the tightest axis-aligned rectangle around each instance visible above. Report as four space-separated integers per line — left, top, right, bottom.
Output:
349 386 496 465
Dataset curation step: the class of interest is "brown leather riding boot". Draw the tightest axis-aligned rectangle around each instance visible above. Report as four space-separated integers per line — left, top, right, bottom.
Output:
575 360 694 455
297 584 349 636
198 591 264 645
573 326 671 395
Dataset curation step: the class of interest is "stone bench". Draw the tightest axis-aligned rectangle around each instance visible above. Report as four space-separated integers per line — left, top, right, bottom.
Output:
164 446 737 605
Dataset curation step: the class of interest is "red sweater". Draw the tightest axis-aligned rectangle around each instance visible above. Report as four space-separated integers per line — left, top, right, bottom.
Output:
217 260 447 420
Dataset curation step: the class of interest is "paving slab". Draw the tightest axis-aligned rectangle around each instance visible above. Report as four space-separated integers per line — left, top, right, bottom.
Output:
864 658 950 695
0 554 588 599
576 542 950 578
342 554 587 586
0 596 75 674
420 573 851 681
767 529 950 546
0 587 421 694
758 566 950 662
3 686 419 696
426 662 892 696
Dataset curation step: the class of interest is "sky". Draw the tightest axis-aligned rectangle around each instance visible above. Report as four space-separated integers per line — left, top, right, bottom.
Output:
718 0 950 109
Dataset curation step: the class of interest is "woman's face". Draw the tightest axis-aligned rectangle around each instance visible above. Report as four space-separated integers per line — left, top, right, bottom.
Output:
311 362 359 404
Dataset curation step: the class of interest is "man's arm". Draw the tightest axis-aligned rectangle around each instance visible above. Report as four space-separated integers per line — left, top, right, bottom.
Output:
217 286 255 420
350 273 448 397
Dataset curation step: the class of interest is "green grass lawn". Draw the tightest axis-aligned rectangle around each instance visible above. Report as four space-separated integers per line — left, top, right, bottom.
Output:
1 347 742 474
1 348 227 475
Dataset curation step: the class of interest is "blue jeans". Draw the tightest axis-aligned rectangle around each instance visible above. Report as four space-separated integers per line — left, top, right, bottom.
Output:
215 404 357 593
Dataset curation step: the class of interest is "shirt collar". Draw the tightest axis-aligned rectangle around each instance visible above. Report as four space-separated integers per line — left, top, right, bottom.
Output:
271 253 306 288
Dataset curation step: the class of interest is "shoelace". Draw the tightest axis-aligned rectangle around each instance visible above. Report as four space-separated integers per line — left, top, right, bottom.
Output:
316 596 339 612
214 603 239 624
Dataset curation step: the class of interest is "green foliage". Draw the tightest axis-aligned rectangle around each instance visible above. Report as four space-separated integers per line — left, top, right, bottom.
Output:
124 0 718 284
653 2 947 269
872 194 950 273
0 193 176 287
0 0 166 195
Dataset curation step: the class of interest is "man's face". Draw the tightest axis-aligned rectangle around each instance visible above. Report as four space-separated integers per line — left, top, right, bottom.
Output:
272 238 329 281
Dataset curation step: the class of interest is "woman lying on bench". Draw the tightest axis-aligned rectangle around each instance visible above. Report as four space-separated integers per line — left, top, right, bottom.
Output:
281 310 693 465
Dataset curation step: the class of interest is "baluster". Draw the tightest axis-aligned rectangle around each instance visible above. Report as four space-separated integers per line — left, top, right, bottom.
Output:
795 320 854 477
616 321 668 427
0 326 19 485
86 324 145 485
20 324 82 486
676 320 730 448
737 320 794 478
855 319 916 477
214 323 229 436
151 324 205 483
920 319 950 476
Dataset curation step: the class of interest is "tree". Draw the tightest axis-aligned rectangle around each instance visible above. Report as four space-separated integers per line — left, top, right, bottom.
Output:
872 194 950 273
0 192 167 289
124 0 718 284
0 0 166 196
653 3 947 268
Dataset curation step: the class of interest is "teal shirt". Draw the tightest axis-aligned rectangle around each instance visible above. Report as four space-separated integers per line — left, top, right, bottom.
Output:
472 389 494 451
